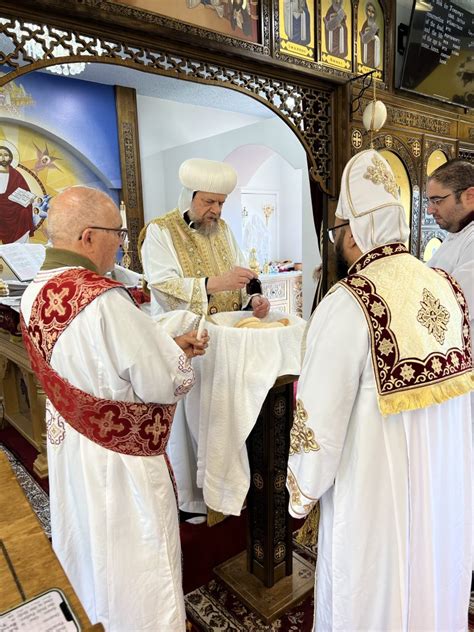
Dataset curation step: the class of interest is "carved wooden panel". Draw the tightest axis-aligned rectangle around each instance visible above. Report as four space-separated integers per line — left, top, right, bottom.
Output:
0 14 334 193
458 147 474 163
115 86 144 272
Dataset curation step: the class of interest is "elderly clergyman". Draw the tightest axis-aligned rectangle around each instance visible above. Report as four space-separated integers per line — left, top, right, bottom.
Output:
140 158 270 516
140 158 270 319
21 186 208 631
287 150 473 631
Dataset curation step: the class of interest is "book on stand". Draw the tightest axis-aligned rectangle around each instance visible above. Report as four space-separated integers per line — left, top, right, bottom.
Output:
0 243 46 283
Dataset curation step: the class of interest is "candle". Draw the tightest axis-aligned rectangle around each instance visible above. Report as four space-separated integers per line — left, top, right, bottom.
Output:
119 200 127 229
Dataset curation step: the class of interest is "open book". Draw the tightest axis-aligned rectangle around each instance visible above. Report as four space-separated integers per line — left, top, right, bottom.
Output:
0 243 46 282
8 187 36 207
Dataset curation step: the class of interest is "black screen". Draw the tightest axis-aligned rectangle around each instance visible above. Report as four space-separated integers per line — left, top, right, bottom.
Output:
400 0 473 108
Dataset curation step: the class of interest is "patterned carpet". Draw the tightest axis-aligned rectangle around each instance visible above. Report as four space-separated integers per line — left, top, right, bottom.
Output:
0 444 50 538
185 575 315 632
187 579 474 632
185 537 317 632
3 443 473 631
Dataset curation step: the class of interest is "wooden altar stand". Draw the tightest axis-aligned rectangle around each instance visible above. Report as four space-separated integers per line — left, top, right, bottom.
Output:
214 375 314 623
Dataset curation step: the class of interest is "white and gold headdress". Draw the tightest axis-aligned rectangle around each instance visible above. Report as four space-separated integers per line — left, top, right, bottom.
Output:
335 149 409 253
178 158 238 213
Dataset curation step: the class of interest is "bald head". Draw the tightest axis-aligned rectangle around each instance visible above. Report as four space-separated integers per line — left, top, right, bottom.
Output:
46 186 123 275
47 186 119 246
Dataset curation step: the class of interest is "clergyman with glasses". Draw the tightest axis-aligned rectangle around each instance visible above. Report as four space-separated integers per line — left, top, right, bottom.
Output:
426 159 474 346
287 150 473 630
20 185 208 631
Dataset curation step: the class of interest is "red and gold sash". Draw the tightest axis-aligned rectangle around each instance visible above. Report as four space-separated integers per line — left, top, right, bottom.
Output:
338 243 473 415
21 269 177 457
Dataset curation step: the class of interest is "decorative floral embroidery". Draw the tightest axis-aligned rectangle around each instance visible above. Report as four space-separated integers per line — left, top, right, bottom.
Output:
363 154 399 198
370 301 386 318
22 269 180 457
46 407 65 445
417 288 450 344
351 243 407 274
44 287 70 318
158 278 189 302
350 277 366 288
289 399 320 456
450 352 460 369
338 250 472 403
287 469 316 515
378 338 395 357
400 364 415 382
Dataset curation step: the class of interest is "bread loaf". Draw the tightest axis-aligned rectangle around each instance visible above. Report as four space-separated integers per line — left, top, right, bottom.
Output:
234 316 260 328
234 317 286 329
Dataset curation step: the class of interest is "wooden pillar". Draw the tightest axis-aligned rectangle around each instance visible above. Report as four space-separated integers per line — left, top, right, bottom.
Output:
214 375 314 623
115 86 145 272
246 374 296 587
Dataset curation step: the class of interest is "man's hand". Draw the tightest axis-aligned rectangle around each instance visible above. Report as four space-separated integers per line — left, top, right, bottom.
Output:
251 295 270 319
207 266 256 293
174 330 209 359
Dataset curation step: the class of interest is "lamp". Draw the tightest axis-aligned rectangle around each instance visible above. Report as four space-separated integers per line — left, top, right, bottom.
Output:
361 74 387 146
362 100 387 133
23 23 89 76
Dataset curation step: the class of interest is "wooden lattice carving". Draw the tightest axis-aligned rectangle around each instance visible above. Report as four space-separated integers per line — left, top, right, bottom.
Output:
0 14 334 191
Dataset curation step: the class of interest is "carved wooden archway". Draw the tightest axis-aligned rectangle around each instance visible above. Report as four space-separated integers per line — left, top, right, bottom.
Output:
0 12 335 275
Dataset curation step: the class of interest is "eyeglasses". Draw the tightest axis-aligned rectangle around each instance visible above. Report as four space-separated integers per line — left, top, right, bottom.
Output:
425 193 452 208
79 226 128 241
425 189 465 208
327 221 350 244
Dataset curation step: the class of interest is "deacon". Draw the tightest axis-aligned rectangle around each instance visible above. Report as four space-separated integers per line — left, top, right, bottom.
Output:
287 150 473 630
140 158 270 516
426 159 473 345
21 186 208 632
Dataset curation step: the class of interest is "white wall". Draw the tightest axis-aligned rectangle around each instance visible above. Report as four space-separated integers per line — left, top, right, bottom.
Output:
245 153 302 263
137 96 263 219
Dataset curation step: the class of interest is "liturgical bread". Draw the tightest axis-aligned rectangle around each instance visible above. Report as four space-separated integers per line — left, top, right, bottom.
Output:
234 316 288 329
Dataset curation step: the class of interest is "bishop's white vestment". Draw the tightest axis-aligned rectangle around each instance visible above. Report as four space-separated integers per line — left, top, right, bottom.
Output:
21 264 195 632
287 244 473 631
140 210 249 319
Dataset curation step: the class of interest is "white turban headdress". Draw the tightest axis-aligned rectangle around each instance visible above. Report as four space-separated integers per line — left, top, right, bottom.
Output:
335 149 410 253
177 158 238 213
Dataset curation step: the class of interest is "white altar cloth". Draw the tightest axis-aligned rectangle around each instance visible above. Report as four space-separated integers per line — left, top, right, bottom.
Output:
185 310 306 515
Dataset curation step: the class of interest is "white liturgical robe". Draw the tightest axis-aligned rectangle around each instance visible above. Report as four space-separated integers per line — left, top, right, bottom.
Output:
428 221 474 346
287 286 472 631
21 267 194 632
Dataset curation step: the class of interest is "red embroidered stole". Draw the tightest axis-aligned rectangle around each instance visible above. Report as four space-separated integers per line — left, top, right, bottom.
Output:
21 268 177 457
338 243 473 415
